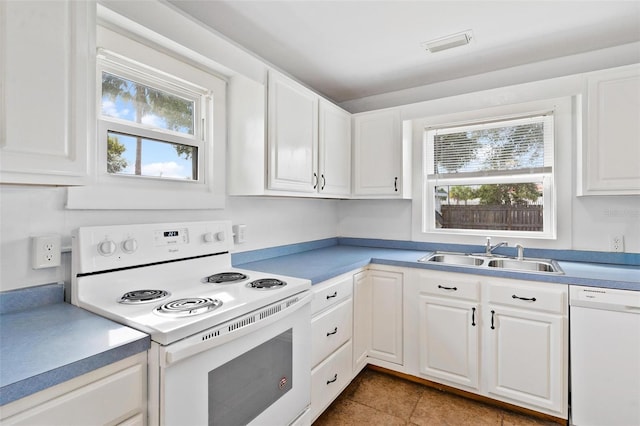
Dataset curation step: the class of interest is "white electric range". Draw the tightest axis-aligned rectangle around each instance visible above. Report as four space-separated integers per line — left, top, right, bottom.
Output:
71 220 312 426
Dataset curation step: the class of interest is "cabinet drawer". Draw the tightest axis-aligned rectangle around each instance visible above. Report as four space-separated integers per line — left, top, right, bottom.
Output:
488 281 567 314
311 275 353 315
2 363 144 425
311 298 353 367
418 271 480 301
311 341 353 421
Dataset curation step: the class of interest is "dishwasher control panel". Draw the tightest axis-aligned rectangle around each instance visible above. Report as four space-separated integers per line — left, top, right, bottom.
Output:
570 285 640 311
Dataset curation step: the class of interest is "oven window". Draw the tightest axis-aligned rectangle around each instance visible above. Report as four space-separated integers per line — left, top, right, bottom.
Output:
208 329 293 425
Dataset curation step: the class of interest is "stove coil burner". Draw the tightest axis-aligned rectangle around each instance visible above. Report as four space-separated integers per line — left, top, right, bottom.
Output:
119 289 170 304
247 278 287 290
205 272 249 284
154 297 223 317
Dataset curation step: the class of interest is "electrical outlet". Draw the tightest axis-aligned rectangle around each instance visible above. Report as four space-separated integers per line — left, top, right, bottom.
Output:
610 235 625 253
32 235 62 269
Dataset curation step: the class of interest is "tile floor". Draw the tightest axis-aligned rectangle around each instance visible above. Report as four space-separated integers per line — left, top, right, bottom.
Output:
313 368 562 426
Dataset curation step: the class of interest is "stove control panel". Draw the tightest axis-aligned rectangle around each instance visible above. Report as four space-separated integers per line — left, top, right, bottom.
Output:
154 228 189 246
73 221 233 274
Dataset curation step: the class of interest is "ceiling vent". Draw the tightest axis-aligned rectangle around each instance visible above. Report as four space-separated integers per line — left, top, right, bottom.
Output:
421 30 474 53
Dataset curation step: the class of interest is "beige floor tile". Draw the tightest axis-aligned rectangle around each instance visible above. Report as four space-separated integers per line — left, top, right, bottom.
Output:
313 368 565 426
313 399 406 426
410 387 501 426
501 409 559 426
349 369 425 420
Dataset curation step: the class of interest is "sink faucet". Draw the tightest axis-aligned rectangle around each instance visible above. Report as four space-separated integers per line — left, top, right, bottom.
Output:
485 237 508 256
515 243 525 260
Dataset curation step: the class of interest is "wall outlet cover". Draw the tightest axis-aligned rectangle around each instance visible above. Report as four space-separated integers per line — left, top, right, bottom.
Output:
32 235 62 269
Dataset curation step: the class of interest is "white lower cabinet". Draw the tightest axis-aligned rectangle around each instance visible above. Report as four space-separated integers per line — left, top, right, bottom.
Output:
352 267 404 370
484 279 567 416
418 271 480 390
310 273 354 422
0 353 147 426
311 341 353 421
352 271 371 373
415 271 568 419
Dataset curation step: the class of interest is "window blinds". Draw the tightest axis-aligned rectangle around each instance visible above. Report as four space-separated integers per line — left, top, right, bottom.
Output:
428 114 553 179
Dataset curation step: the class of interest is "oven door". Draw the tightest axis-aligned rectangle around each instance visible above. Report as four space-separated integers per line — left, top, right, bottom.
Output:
149 292 312 426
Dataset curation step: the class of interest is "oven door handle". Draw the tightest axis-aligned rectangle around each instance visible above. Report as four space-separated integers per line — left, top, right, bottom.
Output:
162 291 313 367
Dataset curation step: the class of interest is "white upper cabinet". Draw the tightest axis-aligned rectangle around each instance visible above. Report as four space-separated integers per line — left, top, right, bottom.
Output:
0 0 94 185
228 71 351 198
267 70 319 193
579 64 640 195
318 99 351 196
352 108 410 198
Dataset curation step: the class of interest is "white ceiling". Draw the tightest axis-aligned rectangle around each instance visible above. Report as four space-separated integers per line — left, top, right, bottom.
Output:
168 1 640 104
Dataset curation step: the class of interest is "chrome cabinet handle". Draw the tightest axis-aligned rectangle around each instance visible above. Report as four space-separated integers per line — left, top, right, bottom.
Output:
321 174 326 190
512 294 536 302
394 176 398 192
313 173 318 189
327 374 338 385
326 291 337 300
326 327 338 336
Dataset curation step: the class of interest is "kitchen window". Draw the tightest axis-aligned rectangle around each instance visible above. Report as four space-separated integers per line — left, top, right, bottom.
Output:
67 24 226 209
98 54 206 182
423 113 555 238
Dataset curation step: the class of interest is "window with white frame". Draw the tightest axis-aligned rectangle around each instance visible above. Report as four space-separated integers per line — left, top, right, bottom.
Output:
98 50 207 182
67 24 227 210
423 113 555 238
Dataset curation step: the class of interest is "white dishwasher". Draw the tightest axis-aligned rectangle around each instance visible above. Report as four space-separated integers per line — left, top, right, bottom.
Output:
570 285 640 426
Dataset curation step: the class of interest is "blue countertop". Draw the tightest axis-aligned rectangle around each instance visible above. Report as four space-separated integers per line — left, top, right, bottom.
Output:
234 243 640 291
0 284 150 406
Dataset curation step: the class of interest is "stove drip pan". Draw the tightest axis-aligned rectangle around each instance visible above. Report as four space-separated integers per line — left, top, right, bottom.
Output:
119 289 170 304
247 278 287 290
205 272 249 284
155 297 223 317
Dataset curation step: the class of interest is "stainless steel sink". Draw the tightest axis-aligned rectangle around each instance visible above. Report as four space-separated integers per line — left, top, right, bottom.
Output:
418 251 564 274
487 258 563 274
418 252 485 266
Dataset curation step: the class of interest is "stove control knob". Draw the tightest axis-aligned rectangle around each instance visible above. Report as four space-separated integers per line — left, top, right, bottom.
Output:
121 238 138 254
203 232 225 243
97 240 117 256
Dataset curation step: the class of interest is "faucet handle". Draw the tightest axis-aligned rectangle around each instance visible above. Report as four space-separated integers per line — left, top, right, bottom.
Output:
515 243 525 260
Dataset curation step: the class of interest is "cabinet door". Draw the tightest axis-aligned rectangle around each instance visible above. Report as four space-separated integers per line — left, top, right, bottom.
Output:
267 71 318 192
485 305 565 415
0 0 93 185
352 109 402 196
581 64 640 195
369 269 403 364
419 295 479 390
352 271 371 373
318 100 351 197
